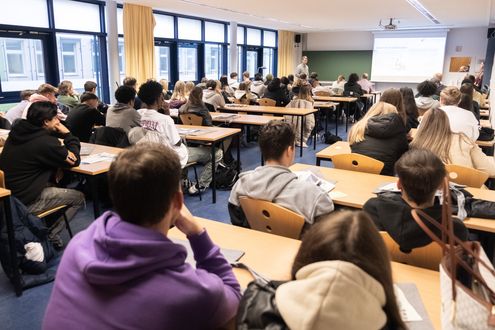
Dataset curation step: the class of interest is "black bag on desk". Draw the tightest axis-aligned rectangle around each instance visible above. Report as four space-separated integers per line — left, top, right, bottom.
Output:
236 279 289 330
477 127 494 141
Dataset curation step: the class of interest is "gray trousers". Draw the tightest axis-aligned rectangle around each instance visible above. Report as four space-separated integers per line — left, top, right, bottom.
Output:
187 146 223 187
27 187 85 237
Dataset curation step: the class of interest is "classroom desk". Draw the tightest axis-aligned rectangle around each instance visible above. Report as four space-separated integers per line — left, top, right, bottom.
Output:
316 141 351 165
71 143 124 217
176 125 241 204
0 188 21 296
170 109 281 126
219 104 318 157
481 109 490 118
290 163 495 234
168 217 441 329
481 119 491 128
312 95 359 133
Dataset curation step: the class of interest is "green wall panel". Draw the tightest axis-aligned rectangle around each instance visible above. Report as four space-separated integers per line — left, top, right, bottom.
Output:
302 51 372 82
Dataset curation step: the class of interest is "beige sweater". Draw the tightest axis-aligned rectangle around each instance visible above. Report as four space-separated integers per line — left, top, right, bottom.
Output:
450 133 495 177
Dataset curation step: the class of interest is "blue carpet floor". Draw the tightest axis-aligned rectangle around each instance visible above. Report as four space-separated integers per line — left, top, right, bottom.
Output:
0 123 350 329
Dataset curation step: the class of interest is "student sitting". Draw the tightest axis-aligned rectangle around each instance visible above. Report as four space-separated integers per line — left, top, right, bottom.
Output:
380 89 408 130
400 87 419 129
106 86 141 134
57 80 79 110
238 211 406 330
5 89 35 124
242 71 251 83
250 73 267 98
132 81 222 195
169 80 188 109
66 92 105 142
364 149 468 252
343 73 365 119
410 108 495 177
84 80 108 114
180 87 213 126
264 78 290 107
229 121 334 228
285 84 315 147
349 100 409 176
123 77 142 110
228 72 239 89
234 82 256 104
357 73 374 93
440 86 479 141
331 74 346 93
0 101 84 248
185 81 195 98
415 80 440 116
459 83 480 122
159 79 172 100
21 84 67 121
202 80 226 111
43 143 241 329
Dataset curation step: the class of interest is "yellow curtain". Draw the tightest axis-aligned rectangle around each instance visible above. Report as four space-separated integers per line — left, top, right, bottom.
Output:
277 30 295 77
123 3 156 86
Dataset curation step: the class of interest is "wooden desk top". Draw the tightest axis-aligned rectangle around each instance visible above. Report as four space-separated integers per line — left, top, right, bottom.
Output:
219 104 317 116
176 125 241 142
313 101 338 108
0 187 11 198
209 112 281 126
481 119 491 128
313 95 358 102
168 217 440 329
316 141 351 159
291 163 495 233
480 109 490 117
71 143 123 176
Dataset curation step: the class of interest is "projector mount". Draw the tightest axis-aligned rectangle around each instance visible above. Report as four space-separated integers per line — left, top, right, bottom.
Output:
379 18 400 30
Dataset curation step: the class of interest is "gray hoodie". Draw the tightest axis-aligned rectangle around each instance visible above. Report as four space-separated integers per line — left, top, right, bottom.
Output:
202 89 225 111
229 165 334 224
415 96 440 112
106 103 141 133
250 80 267 98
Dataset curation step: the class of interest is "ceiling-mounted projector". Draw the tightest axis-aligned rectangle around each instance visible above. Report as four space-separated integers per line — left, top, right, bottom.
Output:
379 18 399 30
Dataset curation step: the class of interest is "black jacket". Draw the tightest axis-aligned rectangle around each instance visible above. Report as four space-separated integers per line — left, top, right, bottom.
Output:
0 120 81 205
264 88 290 107
363 192 468 252
350 113 409 176
66 104 105 142
343 82 364 97
179 103 213 126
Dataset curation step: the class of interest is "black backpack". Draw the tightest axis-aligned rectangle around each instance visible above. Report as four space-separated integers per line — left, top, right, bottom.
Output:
323 132 342 145
214 161 240 190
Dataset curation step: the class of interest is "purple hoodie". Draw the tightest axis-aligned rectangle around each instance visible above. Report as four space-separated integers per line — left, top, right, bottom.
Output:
43 211 241 330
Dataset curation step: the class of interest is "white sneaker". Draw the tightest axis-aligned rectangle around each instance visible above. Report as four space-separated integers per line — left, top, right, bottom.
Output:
188 183 207 196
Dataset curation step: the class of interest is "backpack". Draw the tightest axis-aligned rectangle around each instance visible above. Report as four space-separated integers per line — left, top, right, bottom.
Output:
323 132 342 145
214 161 240 190
0 197 57 290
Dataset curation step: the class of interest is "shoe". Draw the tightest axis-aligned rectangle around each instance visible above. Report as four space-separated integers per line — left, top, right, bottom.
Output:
188 183 207 196
49 234 64 251
181 178 192 190
302 142 308 148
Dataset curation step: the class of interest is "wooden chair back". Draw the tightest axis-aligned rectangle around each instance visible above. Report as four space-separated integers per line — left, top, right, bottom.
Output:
258 98 276 106
239 197 305 239
180 113 203 126
314 90 331 97
331 153 384 174
233 98 242 104
380 231 443 271
445 164 489 188
0 170 5 188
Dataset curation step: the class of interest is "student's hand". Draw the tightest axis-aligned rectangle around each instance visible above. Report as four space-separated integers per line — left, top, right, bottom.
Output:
175 207 204 237
55 122 70 135
65 150 77 165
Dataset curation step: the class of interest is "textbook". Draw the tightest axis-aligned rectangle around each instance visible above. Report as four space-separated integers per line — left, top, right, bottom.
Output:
293 170 336 193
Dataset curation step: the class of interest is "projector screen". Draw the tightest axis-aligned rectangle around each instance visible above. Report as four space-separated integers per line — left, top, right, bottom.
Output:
371 31 448 83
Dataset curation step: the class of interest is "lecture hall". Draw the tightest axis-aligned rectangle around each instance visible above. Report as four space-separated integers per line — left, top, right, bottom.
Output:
0 0 495 329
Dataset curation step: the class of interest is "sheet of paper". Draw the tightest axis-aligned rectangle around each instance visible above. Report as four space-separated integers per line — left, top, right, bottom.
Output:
171 238 244 266
329 190 347 199
80 145 95 156
394 284 423 322
293 170 336 193
81 152 116 164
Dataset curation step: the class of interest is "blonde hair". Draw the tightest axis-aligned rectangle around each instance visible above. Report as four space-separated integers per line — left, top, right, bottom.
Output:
440 86 461 105
410 107 471 163
380 88 406 125
215 80 222 93
159 79 169 91
171 81 186 101
348 102 398 144
185 81 195 97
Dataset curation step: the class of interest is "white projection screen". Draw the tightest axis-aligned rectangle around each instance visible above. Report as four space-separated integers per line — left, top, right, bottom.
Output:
371 30 448 83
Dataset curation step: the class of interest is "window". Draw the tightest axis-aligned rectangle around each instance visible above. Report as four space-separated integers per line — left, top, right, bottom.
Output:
53 0 101 33
237 27 245 44
178 45 197 81
154 14 174 39
246 28 261 46
60 39 78 74
57 33 103 92
246 50 258 77
5 40 25 75
0 37 46 92
0 0 49 28
205 44 223 79
117 8 124 35
178 18 201 41
263 48 274 75
205 22 225 43
118 39 125 74
155 45 170 81
264 31 276 47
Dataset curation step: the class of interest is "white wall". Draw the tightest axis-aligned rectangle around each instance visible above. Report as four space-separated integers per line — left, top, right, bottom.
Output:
304 27 488 91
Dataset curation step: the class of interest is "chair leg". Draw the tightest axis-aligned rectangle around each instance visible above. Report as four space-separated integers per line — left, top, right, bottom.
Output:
63 213 73 238
193 165 202 201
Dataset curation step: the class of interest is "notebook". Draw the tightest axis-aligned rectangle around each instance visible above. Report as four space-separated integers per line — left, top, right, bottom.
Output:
171 238 245 266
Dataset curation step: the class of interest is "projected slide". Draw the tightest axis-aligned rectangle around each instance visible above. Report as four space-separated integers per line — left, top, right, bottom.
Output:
371 36 447 83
